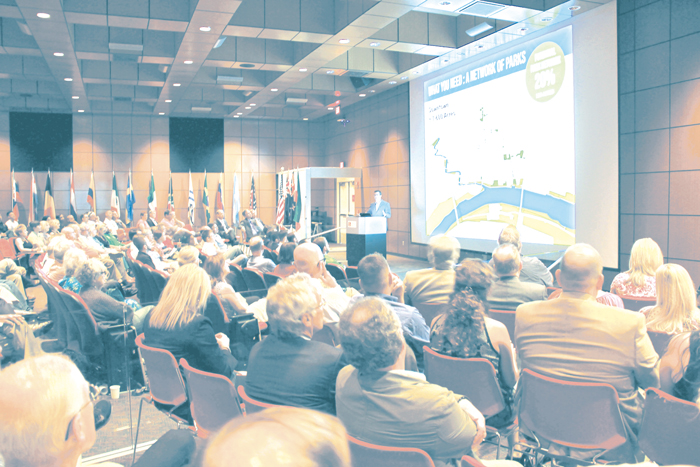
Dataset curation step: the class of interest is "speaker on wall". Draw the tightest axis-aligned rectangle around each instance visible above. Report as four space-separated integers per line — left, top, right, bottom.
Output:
169 117 224 173
10 112 73 171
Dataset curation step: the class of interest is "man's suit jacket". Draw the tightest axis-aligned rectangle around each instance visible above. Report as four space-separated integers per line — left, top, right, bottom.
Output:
242 218 264 241
487 275 547 310
515 292 659 454
403 268 455 306
368 200 391 218
147 217 157 227
336 367 476 467
136 251 156 270
246 334 344 414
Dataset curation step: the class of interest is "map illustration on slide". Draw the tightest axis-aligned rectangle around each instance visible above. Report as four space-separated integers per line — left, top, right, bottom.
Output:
423 27 575 247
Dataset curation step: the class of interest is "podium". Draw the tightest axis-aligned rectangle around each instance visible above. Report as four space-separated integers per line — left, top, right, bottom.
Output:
346 216 387 266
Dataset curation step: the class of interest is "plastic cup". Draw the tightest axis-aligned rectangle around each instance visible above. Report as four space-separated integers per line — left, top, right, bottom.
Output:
110 384 120 400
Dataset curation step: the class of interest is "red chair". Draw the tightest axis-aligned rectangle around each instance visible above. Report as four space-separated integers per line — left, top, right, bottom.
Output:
237 384 278 415
227 264 248 292
617 295 656 312
133 334 194 462
345 265 360 288
647 330 673 356
242 267 267 292
414 302 448 328
422 347 516 458
517 369 628 464
638 388 700 465
347 435 435 467
263 271 283 288
488 309 516 341
203 292 230 335
179 358 244 438
325 263 348 284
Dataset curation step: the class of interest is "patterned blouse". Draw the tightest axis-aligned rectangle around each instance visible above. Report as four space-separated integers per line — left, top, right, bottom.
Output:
59 276 82 294
611 272 656 298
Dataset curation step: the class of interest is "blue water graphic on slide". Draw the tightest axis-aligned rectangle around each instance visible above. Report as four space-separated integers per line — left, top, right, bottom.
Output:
430 185 574 236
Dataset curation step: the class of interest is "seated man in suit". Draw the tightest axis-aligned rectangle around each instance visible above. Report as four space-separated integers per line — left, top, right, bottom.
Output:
404 235 459 306
487 243 548 310
245 273 345 414
495 225 553 287
241 209 265 241
515 243 660 463
336 297 501 467
214 209 236 243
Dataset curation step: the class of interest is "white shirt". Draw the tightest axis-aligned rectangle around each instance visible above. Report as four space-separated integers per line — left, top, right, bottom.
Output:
5 219 18 231
104 219 118 234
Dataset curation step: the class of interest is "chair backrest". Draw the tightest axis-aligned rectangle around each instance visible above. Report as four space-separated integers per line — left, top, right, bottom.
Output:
347 435 436 467
414 302 448 328
130 260 151 304
179 358 243 438
263 272 283 288
242 267 267 291
237 384 278 415
518 368 628 452
325 263 347 283
618 295 656 312
488 309 516 341
36 270 68 348
0 238 17 260
647 330 674 356
56 287 104 358
135 334 188 407
638 387 700 465
142 263 169 302
203 292 230 334
226 265 248 292
422 347 505 418
311 325 337 347
345 266 359 279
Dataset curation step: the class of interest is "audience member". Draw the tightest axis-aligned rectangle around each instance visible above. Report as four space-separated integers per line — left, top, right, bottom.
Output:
71 224 123 284
103 210 119 234
404 235 460 306
487 243 547 310
27 221 46 250
47 240 72 282
495 225 553 287
0 258 28 300
336 298 490 467
136 212 149 231
161 210 184 229
241 209 265 240
350 253 430 365
313 236 342 267
246 274 344 414
246 236 276 273
214 209 236 242
143 264 236 379
430 259 517 427
200 228 219 257
611 238 663 298
147 210 157 227
133 234 157 269
641 264 700 334
177 245 200 267
273 242 297 277
203 407 351 467
515 243 659 463
5 210 18 231
659 330 700 403
203 253 248 316
59 248 88 293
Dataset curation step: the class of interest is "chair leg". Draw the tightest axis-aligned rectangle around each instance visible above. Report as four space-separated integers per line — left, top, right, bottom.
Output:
494 431 502 459
132 398 146 464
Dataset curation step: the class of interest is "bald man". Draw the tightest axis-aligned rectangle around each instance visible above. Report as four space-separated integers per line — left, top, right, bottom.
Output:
487 243 547 310
515 244 659 463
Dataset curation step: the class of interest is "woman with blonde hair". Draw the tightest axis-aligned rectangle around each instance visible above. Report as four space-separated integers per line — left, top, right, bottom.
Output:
641 264 700 334
611 238 663 298
177 245 200 267
143 263 236 378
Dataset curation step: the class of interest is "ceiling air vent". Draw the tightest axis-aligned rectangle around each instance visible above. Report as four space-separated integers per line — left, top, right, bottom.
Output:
457 1 507 17
286 98 308 105
217 76 244 84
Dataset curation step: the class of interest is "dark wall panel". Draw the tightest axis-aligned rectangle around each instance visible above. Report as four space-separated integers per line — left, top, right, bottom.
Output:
10 112 73 171
169 117 224 173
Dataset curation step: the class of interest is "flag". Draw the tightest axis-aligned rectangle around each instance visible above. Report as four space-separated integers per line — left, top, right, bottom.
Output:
250 174 257 214
294 170 302 226
110 172 120 219
275 173 285 225
167 173 174 212
187 170 195 226
215 172 224 212
87 171 96 213
284 171 295 224
30 170 38 223
202 170 211 224
232 172 240 225
126 170 135 225
147 171 157 216
11 169 20 220
43 171 55 219
70 169 78 220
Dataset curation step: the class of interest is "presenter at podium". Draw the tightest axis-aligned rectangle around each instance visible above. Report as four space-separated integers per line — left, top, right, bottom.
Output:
367 190 392 218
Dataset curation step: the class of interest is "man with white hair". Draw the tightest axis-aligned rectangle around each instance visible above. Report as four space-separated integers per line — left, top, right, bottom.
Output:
404 235 460 306
46 240 73 282
515 243 660 463
487 243 547 310
246 236 276 274
245 274 344 414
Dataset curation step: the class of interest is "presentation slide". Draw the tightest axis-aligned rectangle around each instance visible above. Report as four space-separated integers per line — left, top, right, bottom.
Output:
424 27 574 249
409 2 619 267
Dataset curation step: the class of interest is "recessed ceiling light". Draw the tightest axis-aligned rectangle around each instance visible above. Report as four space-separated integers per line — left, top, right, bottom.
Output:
199 26 211 32
184 60 193 64
271 88 278 92
37 12 50 19
569 5 581 11
173 83 181 86
237 112 243 115
359 94 366 97
299 68 307 72
213 37 226 49
77 110 84 113
165 99 172 103
53 52 64 57
303 117 308 120
326 70 334 74
339 39 350 44
401 76 408 80
327 107 333 110
245 106 251 109
64 77 72 81
233 115 240 118
389 81 396 84
250 103 256 106
369 42 380 47
541 17 553 22
159 112 165 115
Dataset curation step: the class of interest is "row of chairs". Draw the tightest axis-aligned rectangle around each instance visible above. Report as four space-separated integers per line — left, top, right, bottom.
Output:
124 252 168 305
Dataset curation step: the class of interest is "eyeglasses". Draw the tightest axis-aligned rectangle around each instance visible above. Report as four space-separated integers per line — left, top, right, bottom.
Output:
65 384 99 441
316 258 326 268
